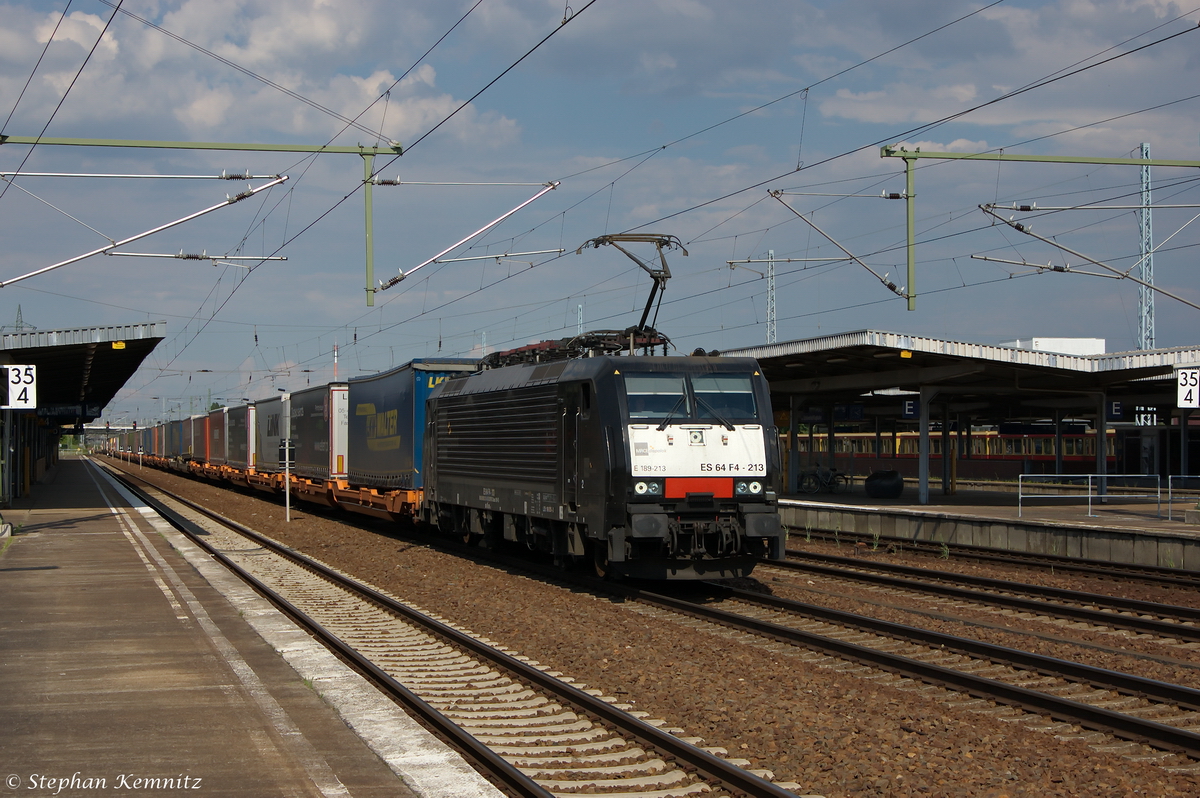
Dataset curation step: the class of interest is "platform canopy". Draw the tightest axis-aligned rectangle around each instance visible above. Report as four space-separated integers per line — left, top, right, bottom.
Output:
0 322 165 424
724 330 1200 412
724 330 1200 503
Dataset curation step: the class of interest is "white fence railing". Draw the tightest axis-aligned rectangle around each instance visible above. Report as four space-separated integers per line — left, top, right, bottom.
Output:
1018 473 1161 519
1167 476 1200 521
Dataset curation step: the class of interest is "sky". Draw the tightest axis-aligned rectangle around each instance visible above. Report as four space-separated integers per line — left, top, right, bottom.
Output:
1 0 1198 425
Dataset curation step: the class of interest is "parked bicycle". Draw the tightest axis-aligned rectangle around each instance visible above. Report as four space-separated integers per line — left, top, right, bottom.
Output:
801 464 849 494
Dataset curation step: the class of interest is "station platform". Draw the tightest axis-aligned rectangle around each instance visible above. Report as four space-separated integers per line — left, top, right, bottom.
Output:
0 457 501 798
780 484 1200 570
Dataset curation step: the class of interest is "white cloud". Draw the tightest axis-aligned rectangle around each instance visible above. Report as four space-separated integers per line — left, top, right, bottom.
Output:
893 138 990 153
174 84 237 130
36 10 120 58
3 0 1199 419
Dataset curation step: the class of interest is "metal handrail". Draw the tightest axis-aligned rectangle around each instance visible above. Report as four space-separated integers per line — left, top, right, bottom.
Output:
1167 475 1200 520
1018 473 1160 518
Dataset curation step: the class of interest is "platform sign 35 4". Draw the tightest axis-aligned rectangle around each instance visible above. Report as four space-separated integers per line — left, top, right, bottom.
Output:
1 365 37 409
1178 367 1200 409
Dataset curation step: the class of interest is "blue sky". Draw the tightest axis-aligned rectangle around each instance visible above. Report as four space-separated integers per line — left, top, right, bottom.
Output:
1 0 1198 424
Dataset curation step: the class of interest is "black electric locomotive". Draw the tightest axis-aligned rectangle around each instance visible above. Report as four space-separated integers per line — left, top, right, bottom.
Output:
421 354 785 579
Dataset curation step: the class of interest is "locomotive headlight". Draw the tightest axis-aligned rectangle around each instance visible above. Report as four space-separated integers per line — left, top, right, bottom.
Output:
736 480 765 496
634 479 663 497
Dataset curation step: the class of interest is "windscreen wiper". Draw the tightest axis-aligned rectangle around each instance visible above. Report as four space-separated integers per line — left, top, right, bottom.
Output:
655 395 688 431
695 395 735 431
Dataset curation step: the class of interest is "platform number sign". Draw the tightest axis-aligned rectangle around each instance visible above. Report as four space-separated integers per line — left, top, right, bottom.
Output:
1179 368 1200 409
0 365 36 410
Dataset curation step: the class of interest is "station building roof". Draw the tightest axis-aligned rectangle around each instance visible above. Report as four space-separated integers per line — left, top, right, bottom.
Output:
0 321 165 424
723 330 1200 422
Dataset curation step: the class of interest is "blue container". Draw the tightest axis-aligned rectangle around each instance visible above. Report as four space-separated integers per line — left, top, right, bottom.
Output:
166 420 184 458
347 359 476 489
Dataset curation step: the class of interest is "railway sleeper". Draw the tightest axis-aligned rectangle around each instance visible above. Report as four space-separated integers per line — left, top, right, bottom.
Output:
439 695 550 711
443 705 565 721
489 738 638 756
535 771 696 793
519 758 674 779
471 727 616 745
509 748 652 768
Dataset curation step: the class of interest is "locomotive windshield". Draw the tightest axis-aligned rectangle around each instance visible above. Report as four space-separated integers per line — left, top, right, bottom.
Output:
693 374 757 420
625 374 689 419
625 373 758 422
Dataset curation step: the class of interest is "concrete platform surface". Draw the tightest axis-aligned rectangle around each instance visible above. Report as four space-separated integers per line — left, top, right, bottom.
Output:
0 458 502 798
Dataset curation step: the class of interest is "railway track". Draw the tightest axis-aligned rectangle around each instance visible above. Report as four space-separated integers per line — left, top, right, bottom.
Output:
102 457 1200 784
610 582 1200 773
241 487 1200 775
762 552 1200 646
99 462 809 798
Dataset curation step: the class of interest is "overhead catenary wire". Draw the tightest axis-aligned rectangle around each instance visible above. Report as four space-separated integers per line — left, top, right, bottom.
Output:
0 176 287 288
0 0 125 204
119 153 1200 401
624 19 1200 233
0 1 71 136
94 0 492 376
126 0 1137 376
979 203 1200 312
114 7 1200 405
140 2 594 385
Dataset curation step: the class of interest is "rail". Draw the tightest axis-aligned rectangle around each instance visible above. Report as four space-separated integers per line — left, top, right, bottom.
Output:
102 462 799 798
1017 472 1160 518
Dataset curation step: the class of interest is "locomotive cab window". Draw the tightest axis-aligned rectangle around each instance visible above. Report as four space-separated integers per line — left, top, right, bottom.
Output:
625 374 690 419
693 374 757 420
623 372 759 423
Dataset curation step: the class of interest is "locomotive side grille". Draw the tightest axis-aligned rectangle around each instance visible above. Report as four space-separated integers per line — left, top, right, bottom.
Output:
435 385 559 481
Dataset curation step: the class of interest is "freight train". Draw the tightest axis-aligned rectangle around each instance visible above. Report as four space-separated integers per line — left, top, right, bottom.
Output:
103 352 785 580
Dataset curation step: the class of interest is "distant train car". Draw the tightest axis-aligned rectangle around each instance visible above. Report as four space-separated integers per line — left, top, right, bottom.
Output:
208 407 228 466
422 355 785 580
253 395 289 473
793 425 1116 469
227 404 255 471
165 419 184 460
289 383 349 481
347 359 477 490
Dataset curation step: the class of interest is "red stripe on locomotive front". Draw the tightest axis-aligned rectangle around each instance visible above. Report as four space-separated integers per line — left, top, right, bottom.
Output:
665 477 734 499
